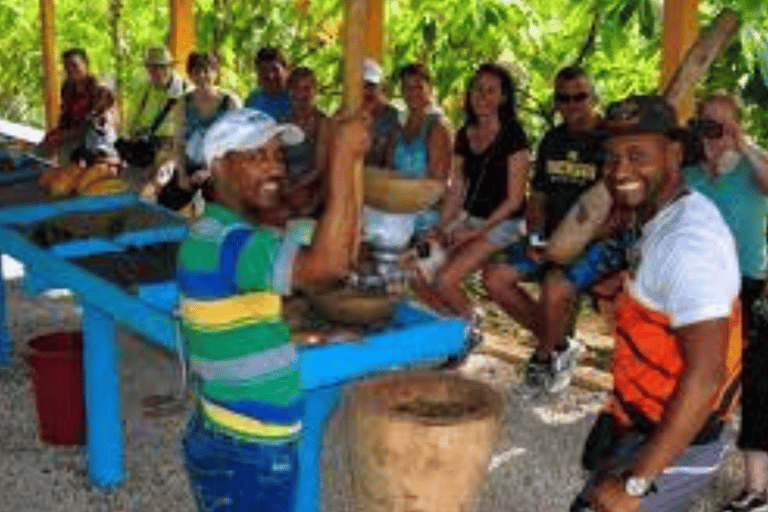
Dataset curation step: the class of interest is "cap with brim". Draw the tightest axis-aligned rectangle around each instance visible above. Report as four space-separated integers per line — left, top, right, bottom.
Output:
144 46 174 66
202 108 304 168
596 94 688 141
363 57 383 85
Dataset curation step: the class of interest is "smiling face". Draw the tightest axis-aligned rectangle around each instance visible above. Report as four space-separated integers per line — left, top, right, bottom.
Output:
258 59 288 94
604 133 681 211
700 99 739 169
146 64 170 87
190 63 217 90
402 74 431 112
469 71 503 119
215 137 287 211
288 75 316 110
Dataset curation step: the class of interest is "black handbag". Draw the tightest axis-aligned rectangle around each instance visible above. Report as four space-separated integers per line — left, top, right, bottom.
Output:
116 96 177 168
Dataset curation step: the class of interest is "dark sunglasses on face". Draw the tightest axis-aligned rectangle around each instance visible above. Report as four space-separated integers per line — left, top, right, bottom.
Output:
555 91 590 104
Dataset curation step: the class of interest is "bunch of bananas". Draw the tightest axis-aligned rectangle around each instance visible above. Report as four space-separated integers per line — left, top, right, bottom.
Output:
38 160 131 197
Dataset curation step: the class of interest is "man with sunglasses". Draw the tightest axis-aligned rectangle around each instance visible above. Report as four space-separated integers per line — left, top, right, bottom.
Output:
682 93 768 512
484 66 617 396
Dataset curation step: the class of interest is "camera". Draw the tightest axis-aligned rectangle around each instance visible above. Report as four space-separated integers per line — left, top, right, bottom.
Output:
688 118 724 139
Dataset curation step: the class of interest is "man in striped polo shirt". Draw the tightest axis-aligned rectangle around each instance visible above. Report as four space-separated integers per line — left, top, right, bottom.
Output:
177 108 368 512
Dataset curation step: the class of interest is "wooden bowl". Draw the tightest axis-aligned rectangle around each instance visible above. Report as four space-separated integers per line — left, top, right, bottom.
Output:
364 167 445 213
304 284 401 325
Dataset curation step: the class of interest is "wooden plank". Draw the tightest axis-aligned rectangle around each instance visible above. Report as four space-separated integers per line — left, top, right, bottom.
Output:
364 0 384 62
660 0 699 121
39 0 59 130
169 0 195 76
663 9 740 115
341 0 367 262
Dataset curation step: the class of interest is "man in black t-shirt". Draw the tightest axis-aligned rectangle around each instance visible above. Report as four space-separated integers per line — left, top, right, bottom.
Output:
483 67 628 397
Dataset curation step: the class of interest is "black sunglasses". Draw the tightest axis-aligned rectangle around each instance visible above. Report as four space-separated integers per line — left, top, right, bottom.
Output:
555 91 590 104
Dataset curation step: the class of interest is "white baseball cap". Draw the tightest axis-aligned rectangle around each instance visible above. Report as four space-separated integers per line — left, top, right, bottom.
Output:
363 58 383 85
202 108 304 167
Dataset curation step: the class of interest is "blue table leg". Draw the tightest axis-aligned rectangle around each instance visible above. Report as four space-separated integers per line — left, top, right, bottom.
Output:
82 304 124 487
295 384 344 512
0 255 10 368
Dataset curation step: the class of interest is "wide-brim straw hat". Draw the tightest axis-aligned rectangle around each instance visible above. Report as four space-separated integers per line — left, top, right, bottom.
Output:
144 46 174 66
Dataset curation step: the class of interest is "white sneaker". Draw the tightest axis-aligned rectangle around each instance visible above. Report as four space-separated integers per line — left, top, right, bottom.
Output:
522 337 584 397
548 337 584 393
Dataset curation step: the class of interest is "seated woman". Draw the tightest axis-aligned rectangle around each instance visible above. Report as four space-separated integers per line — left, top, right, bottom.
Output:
416 63 530 318
42 48 118 165
388 63 452 233
280 67 331 217
155 52 240 210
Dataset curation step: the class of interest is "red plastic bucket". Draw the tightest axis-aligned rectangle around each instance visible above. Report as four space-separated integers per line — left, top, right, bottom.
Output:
28 331 85 445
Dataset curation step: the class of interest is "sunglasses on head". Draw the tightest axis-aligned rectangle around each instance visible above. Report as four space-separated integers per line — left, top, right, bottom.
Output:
555 91 590 104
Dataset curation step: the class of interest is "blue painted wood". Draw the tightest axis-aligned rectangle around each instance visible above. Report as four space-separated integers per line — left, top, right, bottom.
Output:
0 193 138 224
51 239 124 258
295 384 344 512
82 304 124 487
298 316 468 390
0 168 40 186
0 226 177 352
0 256 8 368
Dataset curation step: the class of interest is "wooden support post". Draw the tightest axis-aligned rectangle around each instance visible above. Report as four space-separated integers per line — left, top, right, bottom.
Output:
660 0 699 122
342 0 367 262
169 0 195 76
364 0 384 62
39 0 59 130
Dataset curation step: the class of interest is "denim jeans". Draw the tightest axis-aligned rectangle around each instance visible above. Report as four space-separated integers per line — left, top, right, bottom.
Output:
182 413 299 512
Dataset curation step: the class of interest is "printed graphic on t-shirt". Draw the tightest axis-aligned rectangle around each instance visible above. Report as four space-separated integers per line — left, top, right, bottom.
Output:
545 150 599 183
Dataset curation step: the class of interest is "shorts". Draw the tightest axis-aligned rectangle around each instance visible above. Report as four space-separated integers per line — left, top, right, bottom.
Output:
571 418 728 512
458 214 525 247
182 412 299 512
498 229 633 293
737 277 768 451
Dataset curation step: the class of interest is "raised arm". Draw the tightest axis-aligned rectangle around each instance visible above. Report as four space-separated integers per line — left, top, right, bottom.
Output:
292 114 369 286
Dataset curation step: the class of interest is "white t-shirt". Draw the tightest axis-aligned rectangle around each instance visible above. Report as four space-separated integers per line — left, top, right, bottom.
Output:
629 190 740 328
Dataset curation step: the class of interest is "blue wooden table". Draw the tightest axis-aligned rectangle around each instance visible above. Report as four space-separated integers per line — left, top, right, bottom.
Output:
0 180 472 512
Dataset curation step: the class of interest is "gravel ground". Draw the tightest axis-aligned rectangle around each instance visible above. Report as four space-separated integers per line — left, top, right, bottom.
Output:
0 278 745 512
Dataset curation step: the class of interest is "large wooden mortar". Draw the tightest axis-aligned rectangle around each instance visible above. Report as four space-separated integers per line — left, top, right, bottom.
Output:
346 370 503 512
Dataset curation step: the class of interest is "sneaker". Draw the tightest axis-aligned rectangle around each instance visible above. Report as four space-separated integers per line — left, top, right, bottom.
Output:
521 338 584 397
722 490 768 512
549 337 584 393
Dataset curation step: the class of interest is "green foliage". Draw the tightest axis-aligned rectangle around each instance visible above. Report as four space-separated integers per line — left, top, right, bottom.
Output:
1 0 767 145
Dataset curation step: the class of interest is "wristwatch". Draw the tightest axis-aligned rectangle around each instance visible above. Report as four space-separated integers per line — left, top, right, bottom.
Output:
622 472 654 497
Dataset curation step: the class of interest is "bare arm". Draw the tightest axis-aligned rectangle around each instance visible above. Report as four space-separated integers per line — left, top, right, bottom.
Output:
742 140 768 194
439 154 465 230
427 119 452 180
479 149 529 230
293 114 368 286
171 100 189 189
626 317 730 480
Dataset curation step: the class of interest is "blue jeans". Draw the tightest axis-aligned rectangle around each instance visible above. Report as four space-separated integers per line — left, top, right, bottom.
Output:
182 413 299 512
499 230 633 293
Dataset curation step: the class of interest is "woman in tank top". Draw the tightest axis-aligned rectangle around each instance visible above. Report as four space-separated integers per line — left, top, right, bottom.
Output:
157 52 240 210
417 63 530 318
281 67 331 217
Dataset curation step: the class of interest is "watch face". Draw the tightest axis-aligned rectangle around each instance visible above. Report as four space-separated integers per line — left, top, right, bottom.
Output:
625 476 651 497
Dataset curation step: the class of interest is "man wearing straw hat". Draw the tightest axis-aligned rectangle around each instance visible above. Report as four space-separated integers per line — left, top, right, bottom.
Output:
176 107 367 512
118 46 189 170
569 95 742 512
